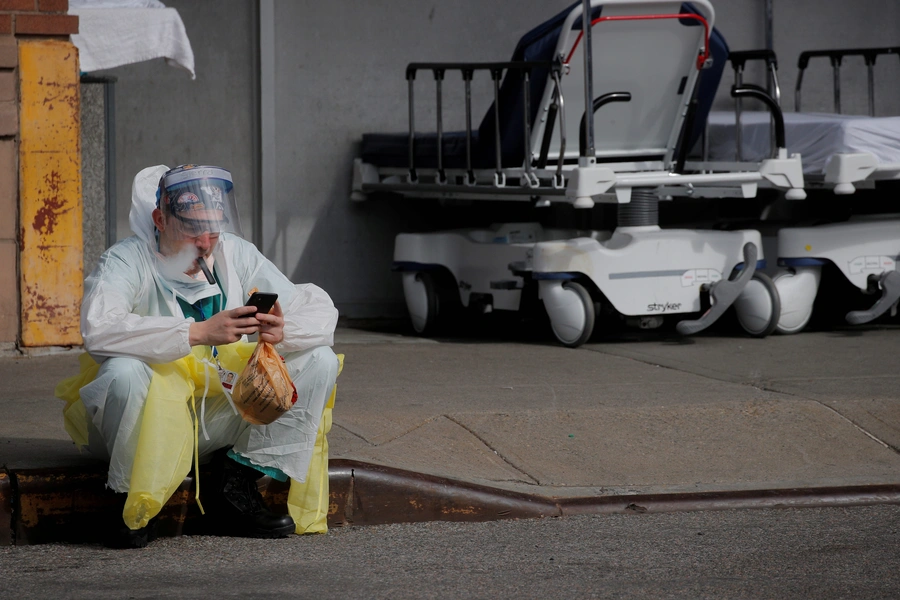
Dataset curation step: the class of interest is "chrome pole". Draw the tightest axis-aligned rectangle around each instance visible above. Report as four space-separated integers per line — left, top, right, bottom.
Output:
581 0 595 158
833 61 841 114
867 62 876 116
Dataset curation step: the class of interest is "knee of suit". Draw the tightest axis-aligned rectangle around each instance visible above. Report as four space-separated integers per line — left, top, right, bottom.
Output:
100 357 153 408
283 345 339 388
310 345 339 380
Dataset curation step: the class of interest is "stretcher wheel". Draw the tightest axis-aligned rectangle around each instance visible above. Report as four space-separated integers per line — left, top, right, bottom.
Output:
403 271 440 335
772 268 820 335
548 281 595 348
403 270 462 336
733 272 780 337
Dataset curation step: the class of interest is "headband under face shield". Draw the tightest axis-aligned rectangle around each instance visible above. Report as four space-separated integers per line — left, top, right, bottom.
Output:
157 165 242 239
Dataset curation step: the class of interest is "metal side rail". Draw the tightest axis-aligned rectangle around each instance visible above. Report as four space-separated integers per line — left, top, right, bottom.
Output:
682 153 806 200
684 83 806 200
353 159 805 206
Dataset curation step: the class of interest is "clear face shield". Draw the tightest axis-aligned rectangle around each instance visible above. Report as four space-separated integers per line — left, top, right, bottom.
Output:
157 165 242 241
155 165 243 285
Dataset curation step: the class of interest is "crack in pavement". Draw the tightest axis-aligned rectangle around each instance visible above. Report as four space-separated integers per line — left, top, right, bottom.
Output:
754 383 900 456
331 422 373 445
444 414 541 486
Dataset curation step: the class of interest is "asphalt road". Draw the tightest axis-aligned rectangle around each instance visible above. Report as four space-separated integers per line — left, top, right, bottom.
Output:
2 505 898 599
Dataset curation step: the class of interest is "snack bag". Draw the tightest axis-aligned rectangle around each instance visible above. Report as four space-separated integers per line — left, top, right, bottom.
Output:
231 340 298 425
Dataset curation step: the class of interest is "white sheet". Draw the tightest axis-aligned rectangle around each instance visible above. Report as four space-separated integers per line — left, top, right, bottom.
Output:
70 7 195 79
70 0 165 7
706 111 900 174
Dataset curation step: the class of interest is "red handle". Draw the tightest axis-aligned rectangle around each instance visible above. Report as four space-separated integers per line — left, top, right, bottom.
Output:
564 13 711 71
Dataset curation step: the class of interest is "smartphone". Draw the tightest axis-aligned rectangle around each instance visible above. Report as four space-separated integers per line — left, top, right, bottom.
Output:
244 292 278 315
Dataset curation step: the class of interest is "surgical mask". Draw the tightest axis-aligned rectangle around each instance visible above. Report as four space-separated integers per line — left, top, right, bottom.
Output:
154 246 221 305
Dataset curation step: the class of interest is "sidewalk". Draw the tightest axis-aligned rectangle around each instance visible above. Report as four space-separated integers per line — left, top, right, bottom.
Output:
2 323 899 544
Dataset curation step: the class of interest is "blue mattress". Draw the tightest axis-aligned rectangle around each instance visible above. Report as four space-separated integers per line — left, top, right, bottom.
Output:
361 2 728 170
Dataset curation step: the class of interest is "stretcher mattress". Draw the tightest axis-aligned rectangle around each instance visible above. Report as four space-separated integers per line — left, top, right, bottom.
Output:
706 111 900 174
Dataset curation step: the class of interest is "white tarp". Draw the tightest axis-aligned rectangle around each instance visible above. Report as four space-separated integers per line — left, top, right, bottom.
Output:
70 3 195 79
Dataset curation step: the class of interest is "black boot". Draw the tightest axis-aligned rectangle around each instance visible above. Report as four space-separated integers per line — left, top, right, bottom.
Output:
206 451 295 539
102 491 159 549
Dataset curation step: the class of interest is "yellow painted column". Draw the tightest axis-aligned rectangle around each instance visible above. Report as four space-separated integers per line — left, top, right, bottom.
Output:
18 40 82 347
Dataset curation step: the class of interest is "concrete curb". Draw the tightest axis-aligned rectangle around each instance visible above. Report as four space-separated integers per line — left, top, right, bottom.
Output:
4 460 900 545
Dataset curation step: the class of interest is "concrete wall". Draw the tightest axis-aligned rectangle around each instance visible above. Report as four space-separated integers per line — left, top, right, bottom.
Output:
103 0 259 248
81 81 108 277
103 0 900 320
0 38 19 346
773 0 900 115
711 0 900 115
265 0 577 318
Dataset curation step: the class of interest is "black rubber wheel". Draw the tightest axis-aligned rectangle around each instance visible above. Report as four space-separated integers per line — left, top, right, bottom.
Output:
408 270 463 336
410 271 440 335
549 281 596 348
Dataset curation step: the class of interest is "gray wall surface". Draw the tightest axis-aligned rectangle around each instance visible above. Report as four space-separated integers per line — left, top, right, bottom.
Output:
266 0 579 318
96 0 900 319
712 0 900 115
81 82 107 277
98 0 259 248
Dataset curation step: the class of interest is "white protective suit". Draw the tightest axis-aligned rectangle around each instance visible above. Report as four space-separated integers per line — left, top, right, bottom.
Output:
78 165 339 492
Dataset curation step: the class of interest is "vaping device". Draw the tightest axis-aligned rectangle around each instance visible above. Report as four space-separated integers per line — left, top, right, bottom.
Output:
196 257 216 285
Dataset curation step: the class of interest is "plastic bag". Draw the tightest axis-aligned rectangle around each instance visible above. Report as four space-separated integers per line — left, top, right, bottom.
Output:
231 340 298 425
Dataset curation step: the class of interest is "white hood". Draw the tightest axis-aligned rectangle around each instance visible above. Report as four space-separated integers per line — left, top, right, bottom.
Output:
126 164 223 304
129 164 169 247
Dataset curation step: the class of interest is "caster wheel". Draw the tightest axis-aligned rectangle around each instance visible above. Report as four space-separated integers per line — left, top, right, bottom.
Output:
403 271 439 335
734 272 781 337
772 268 820 334
402 271 461 336
547 281 596 348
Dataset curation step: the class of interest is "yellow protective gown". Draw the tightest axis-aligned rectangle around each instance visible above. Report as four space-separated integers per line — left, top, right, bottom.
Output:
56 342 343 533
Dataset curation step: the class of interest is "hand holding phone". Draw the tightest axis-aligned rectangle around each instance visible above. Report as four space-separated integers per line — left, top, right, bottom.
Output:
189 293 278 347
245 292 278 315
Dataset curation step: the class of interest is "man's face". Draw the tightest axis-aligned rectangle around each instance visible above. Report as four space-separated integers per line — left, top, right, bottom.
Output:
152 207 223 275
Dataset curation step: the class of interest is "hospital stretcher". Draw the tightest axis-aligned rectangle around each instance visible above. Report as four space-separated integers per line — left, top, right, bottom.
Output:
703 47 900 334
351 0 806 346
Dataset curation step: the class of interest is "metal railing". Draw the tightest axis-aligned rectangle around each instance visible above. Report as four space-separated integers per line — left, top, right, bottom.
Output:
728 49 780 161
405 59 565 187
795 46 900 115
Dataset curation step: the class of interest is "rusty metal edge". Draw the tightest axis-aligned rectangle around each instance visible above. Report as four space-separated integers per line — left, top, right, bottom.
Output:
14 465 115 545
6 461 900 545
557 484 900 515
330 460 559 526
12 464 195 545
0 468 12 546
330 461 900 523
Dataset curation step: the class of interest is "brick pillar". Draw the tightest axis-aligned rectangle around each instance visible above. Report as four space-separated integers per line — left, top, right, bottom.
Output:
0 1 81 349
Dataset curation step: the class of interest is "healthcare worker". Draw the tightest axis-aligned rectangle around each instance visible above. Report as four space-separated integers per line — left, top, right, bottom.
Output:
75 164 339 548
